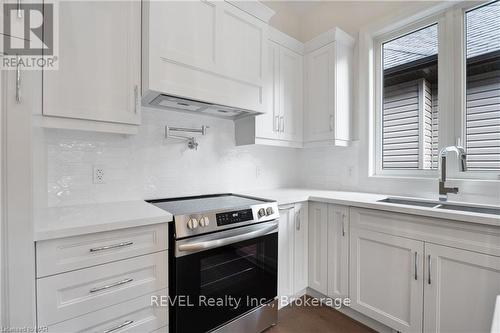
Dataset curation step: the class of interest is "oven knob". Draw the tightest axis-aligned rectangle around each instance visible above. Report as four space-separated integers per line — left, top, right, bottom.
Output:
199 216 210 227
258 208 266 218
187 218 198 230
266 207 274 216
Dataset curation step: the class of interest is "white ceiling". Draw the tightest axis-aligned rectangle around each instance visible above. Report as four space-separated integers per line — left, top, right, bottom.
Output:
283 1 324 15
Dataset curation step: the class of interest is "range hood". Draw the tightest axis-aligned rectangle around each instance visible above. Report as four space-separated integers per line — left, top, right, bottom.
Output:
141 1 268 120
143 93 262 120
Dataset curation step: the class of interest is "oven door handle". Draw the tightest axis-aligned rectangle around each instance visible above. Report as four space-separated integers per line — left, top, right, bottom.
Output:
178 222 278 253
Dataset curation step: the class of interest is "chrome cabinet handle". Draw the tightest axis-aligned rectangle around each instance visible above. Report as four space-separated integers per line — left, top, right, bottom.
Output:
427 255 431 285
90 241 134 253
341 213 346 237
296 210 301 230
414 252 418 280
16 57 21 103
134 85 139 114
274 115 279 132
90 278 134 293
279 116 284 132
17 0 22 18
103 320 134 333
329 115 334 131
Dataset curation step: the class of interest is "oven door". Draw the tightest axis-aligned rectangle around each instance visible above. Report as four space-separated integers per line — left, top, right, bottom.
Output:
171 221 278 333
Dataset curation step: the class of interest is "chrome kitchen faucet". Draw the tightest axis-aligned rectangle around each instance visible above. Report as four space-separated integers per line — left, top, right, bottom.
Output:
438 145 467 201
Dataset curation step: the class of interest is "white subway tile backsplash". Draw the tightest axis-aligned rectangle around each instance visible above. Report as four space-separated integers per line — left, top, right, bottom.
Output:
43 109 300 207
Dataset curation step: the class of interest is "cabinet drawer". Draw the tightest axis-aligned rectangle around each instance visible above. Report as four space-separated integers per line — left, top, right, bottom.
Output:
47 289 168 333
36 224 168 277
37 251 167 326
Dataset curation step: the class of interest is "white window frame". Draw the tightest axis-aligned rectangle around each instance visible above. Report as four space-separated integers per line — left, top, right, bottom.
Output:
454 1 500 180
374 15 445 178
373 1 500 180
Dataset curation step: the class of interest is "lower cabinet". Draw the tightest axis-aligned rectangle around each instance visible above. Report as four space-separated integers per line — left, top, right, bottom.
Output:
278 202 308 303
327 204 349 298
350 207 500 333
36 224 169 332
294 202 309 292
47 290 168 333
349 228 424 333
308 202 328 294
424 244 500 333
308 202 349 297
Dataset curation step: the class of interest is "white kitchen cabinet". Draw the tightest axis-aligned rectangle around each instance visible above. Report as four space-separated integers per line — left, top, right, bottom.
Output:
327 204 349 298
36 224 169 332
279 46 304 143
293 202 309 292
424 243 500 333
349 228 424 333
304 28 354 147
256 41 281 141
278 202 308 304
143 0 271 114
36 224 168 278
308 202 328 295
278 204 295 300
38 251 167 325
42 1 141 134
47 290 168 333
236 27 304 147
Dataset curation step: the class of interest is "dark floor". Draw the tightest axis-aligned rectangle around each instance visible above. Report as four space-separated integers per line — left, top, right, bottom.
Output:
266 300 376 333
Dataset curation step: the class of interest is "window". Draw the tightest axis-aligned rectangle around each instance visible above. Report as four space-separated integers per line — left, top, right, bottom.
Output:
464 1 500 171
375 1 500 177
381 25 438 170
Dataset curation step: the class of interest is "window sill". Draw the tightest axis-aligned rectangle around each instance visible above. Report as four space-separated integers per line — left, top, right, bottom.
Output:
370 173 500 183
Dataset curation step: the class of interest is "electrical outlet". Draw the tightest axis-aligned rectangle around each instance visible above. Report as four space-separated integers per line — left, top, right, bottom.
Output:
93 165 105 184
256 166 262 178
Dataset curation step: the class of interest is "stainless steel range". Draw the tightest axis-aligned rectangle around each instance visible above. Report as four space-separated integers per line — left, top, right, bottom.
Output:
148 194 279 333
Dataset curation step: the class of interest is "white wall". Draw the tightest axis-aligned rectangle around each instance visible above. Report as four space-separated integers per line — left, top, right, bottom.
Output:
298 1 434 41
0 70 4 327
41 109 300 207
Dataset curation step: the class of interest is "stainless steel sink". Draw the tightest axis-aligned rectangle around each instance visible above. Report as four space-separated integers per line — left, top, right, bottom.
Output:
378 197 439 208
377 197 500 216
436 204 500 215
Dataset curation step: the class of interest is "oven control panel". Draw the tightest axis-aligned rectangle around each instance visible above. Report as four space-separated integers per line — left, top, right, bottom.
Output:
216 209 253 226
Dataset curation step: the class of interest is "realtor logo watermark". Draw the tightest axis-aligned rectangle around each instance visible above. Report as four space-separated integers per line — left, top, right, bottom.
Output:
2 1 58 69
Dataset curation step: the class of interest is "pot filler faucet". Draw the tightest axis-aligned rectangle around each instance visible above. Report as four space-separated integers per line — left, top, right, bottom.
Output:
438 145 467 201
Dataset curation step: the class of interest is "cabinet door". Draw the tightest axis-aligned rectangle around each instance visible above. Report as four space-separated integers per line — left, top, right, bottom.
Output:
293 202 308 293
149 0 218 73
280 47 303 142
305 44 334 142
43 1 141 125
424 244 500 333
308 202 328 294
278 205 295 301
219 2 267 86
350 228 424 333
256 41 280 140
327 204 349 298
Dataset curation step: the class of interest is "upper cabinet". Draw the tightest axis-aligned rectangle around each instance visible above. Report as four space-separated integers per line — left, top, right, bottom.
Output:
142 0 272 115
236 27 304 148
42 1 141 134
304 28 354 147
236 26 354 149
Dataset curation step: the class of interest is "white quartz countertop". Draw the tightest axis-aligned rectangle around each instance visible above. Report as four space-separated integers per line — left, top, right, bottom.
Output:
243 188 500 227
35 200 173 241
